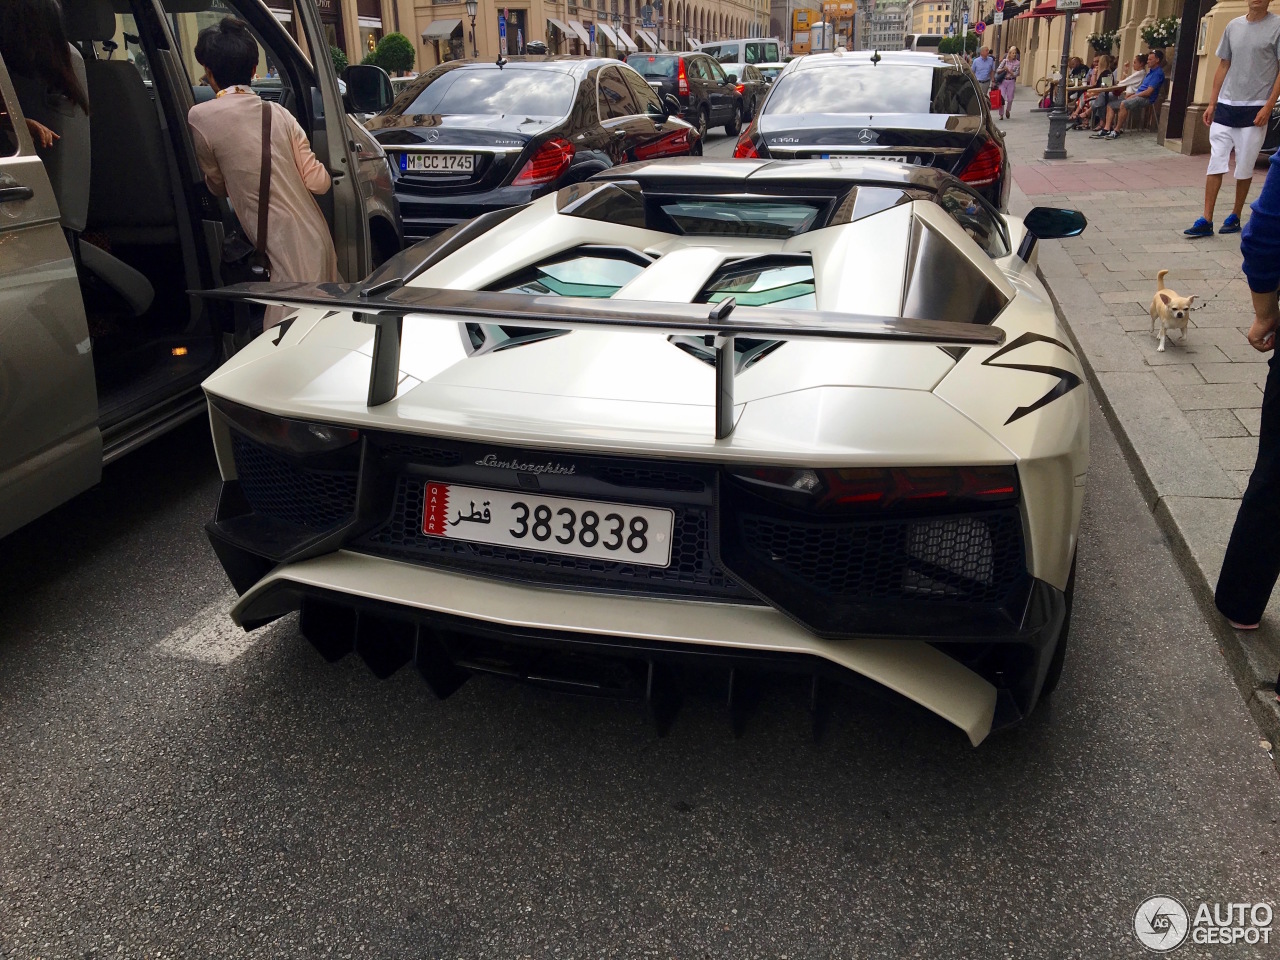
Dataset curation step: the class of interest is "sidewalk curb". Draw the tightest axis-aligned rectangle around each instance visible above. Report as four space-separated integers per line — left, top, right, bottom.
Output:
1036 257 1280 748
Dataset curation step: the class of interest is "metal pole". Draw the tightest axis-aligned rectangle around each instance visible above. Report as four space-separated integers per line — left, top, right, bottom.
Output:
1043 10 1074 159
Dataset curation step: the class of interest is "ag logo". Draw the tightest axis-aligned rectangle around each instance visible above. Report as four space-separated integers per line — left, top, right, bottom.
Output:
1134 896 1190 952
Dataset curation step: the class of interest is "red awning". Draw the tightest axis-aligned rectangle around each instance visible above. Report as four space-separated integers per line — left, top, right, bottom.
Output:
1017 0 1109 16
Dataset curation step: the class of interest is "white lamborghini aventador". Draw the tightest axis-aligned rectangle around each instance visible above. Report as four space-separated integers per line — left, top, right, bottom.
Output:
199 158 1089 746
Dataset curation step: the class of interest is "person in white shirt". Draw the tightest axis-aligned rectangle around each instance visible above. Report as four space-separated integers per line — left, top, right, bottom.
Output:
1184 0 1280 236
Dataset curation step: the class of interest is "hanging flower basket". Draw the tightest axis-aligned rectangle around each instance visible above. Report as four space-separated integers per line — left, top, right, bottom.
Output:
1087 30 1117 53
1140 17 1179 50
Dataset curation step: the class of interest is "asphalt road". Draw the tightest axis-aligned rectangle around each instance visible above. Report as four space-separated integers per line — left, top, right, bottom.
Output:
2 142 1279 958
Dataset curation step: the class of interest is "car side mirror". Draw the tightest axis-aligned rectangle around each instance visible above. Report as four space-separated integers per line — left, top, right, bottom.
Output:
726 72 738 84
660 93 681 120
343 64 394 116
1023 206 1087 239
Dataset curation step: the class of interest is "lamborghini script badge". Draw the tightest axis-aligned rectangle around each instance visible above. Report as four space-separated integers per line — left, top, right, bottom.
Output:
475 454 576 476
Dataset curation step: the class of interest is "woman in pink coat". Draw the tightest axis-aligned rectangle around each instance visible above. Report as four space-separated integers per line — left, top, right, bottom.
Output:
187 17 339 296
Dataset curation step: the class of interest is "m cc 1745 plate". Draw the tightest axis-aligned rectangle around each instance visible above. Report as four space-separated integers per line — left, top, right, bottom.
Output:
422 482 674 567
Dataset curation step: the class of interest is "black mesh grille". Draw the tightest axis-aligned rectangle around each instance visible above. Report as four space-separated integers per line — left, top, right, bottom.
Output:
354 474 754 601
738 509 1025 604
231 435 358 531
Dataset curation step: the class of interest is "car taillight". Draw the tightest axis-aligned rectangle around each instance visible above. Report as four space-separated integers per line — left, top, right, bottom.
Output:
735 83 745 95
957 139 1003 187
678 57 689 96
512 138 574 186
732 123 758 158
728 465 1018 512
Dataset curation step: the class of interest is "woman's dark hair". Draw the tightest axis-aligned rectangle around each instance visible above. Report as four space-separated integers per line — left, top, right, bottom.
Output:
0 0 90 114
194 17 259 88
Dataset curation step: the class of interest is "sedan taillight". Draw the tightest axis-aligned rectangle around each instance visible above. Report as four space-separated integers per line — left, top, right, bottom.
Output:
957 139 1003 187
732 124 758 158
677 58 689 96
512 138 575 186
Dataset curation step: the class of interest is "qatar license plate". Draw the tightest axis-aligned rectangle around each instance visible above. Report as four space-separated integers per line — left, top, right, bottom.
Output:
402 152 474 173
422 482 674 567
823 153 909 162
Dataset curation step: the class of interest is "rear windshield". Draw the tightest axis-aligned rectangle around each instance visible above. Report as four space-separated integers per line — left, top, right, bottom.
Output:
659 200 823 237
767 65 981 116
400 68 575 117
626 55 677 78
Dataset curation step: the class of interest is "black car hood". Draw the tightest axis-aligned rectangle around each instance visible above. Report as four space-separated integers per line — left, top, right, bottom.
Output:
367 113 559 146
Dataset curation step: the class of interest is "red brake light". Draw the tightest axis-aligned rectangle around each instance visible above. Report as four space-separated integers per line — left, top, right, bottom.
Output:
735 83 745 95
733 122 758 158
732 465 1018 511
958 139 1002 187
512 138 574 186
677 57 689 96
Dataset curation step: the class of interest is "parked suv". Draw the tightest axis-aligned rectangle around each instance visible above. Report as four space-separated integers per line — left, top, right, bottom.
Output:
626 51 743 137
0 0 400 539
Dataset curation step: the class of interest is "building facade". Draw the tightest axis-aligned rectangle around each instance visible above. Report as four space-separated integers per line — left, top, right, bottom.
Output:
868 0 906 50
905 0 953 37
406 0 769 66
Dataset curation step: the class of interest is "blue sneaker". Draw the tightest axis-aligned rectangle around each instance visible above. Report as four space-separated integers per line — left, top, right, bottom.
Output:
1220 213 1242 234
1183 217 1213 238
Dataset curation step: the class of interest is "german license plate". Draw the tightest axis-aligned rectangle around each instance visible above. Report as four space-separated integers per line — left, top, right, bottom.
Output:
422 482 674 567
823 153 909 162
402 152 474 173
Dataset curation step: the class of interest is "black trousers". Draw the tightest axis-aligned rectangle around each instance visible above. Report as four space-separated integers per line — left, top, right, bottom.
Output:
1216 351 1280 624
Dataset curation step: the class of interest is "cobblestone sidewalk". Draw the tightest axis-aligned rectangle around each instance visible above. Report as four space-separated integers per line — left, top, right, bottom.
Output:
997 106 1280 725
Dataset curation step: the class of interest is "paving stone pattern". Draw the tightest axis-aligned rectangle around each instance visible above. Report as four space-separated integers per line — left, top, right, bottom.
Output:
998 107 1280 714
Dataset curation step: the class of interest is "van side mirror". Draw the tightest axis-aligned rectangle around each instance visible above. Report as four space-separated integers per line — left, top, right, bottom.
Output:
343 64 394 116
1023 206 1087 239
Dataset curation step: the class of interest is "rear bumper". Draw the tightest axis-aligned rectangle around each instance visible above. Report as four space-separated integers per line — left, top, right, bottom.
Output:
394 184 547 242
215 540 1067 746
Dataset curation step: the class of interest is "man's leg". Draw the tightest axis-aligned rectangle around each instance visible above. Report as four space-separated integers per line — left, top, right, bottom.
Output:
1204 172 1225 221
1233 177 1253 217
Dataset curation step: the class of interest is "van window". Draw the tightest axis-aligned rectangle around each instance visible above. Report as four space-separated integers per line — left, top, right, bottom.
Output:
746 42 772 63
711 44 740 64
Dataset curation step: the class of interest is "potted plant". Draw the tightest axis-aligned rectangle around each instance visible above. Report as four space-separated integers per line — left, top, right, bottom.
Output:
1141 17 1179 51
1087 30 1117 54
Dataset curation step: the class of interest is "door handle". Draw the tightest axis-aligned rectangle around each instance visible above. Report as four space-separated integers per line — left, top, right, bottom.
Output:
613 129 627 138
0 185 34 204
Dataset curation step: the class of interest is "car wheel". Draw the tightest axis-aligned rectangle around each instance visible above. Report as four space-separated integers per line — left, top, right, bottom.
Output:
725 104 741 137
1041 553 1076 696
696 106 709 141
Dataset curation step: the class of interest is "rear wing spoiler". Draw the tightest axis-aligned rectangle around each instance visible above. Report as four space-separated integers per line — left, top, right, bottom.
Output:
198 280 1004 439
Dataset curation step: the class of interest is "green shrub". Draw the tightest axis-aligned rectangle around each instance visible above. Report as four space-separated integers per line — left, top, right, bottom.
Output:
375 32 416 75
330 45 348 74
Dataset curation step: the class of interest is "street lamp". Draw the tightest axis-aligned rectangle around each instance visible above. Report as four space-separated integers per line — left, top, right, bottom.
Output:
613 9 622 54
1043 4 1079 159
466 0 478 58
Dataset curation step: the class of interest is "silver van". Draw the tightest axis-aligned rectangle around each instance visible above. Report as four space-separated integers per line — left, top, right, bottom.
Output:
697 38 783 74
0 0 399 538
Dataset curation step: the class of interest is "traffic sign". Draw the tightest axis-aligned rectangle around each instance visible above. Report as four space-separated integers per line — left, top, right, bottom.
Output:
994 0 1004 11
992 10 1003 22
1056 0 1081 9
498 13 506 37
975 19 985 33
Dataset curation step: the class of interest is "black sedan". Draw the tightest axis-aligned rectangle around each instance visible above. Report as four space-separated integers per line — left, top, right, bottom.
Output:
367 57 697 242
626 52 743 138
733 51 1010 210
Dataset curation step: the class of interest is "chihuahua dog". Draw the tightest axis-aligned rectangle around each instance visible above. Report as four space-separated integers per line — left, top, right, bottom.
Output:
1149 270 1196 353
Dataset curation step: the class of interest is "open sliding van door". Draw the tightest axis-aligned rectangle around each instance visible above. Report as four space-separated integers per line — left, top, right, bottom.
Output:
0 57 101 538
293 0 372 282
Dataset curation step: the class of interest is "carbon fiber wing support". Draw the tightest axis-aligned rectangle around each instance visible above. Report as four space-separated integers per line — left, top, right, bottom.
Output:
197 280 1005 439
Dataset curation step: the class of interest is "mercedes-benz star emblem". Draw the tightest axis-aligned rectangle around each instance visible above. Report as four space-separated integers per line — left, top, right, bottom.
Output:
857 129 876 144
426 129 440 143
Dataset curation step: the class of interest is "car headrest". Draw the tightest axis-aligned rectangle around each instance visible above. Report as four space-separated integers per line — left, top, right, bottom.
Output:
64 0 117 42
